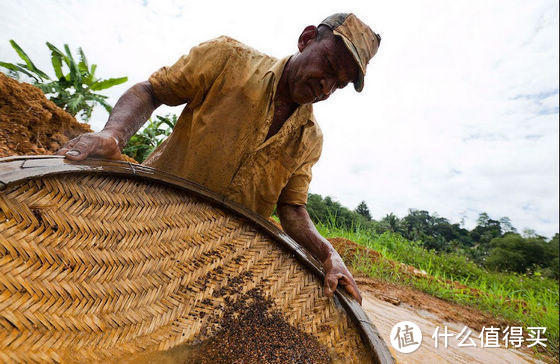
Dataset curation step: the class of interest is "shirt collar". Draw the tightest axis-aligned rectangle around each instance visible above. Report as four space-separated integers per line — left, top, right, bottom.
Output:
263 56 315 126
263 56 290 98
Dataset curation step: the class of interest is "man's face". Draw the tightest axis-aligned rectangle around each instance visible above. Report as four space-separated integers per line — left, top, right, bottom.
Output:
287 26 359 105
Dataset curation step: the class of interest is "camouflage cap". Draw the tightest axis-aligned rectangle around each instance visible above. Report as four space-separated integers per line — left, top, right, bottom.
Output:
320 13 381 92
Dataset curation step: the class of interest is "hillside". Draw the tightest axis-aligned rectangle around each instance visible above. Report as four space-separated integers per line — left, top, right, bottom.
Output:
324 229 559 362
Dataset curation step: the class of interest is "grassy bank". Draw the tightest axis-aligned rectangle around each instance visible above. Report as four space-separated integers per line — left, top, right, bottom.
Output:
316 223 559 357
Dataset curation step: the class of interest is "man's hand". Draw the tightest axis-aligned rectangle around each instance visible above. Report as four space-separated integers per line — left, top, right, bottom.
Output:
56 130 122 161
56 81 162 161
277 203 363 304
323 252 362 304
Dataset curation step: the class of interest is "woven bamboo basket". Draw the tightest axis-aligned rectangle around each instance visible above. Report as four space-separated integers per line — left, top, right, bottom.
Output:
0 156 394 363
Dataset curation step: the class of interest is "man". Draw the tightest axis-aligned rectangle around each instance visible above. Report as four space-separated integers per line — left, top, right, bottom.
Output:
57 13 381 305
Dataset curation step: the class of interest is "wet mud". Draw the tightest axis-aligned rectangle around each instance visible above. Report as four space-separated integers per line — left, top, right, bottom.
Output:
361 288 540 364
327 237 551 363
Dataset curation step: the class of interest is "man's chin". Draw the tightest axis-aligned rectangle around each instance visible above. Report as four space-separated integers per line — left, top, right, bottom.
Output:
292 93 315 106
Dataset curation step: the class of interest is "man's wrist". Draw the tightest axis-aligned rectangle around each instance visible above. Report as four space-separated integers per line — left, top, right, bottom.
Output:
101 128 125 150
322 247 341 264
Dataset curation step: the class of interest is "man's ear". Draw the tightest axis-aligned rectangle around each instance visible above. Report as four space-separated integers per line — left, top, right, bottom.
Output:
298 25 318 52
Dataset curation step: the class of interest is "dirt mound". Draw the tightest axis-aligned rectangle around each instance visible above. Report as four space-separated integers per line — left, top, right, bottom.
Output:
0 73 136 162
354 273 508 332
0 73 92 157
327 238 533 337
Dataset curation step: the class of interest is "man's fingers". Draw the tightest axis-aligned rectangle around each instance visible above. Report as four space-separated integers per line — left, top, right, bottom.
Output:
324 274 363 305
107 143 124 160
56 137 85 159
323 274 340 297
64 137 98 161
56 138 78 156
56 133 123 161
340 277 363 305
55 147 69 156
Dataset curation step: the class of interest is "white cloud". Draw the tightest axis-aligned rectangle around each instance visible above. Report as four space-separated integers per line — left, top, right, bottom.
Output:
1 0 558 237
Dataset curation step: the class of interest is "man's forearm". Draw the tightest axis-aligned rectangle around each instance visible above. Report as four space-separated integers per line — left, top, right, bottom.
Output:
277 203 337 262
103 81 162 149
278 203 362 303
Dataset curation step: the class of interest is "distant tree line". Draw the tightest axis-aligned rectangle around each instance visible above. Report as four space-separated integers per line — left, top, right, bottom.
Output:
305 194 559 279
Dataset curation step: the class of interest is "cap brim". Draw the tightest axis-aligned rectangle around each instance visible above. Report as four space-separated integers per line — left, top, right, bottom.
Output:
353 71 364 92
335 31 365 93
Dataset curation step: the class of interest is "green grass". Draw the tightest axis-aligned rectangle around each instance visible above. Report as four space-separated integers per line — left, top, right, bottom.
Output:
315 223 559 358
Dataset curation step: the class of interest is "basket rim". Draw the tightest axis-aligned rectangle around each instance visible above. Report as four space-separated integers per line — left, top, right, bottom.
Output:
0 155 394 364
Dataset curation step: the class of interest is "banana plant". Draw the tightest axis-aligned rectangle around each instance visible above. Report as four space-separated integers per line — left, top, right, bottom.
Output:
0 40 127 122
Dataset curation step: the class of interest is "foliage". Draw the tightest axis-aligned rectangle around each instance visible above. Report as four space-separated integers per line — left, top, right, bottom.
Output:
378 213 403 234
0 40 127 121
306 194 373 231
306 193 559 278
499 216 517 234
400 209 462 251
122 114 178 163
354 201 372 220
486 233 559 278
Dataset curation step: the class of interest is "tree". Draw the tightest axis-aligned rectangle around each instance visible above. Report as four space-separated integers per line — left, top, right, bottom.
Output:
400 209 444 250
477 212 490 226
485 233 549 273
355 201 372 220
522 228 537 238
0 40 127 121
379 213 402 234
305 194 374 231
541 234 559 279
499 217 517 234
470 214 502 245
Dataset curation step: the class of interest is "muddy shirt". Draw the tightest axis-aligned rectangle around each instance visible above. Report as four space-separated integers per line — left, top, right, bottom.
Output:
143 36 323 217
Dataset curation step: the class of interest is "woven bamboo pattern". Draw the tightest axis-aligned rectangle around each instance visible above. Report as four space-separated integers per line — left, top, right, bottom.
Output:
0 173 372 363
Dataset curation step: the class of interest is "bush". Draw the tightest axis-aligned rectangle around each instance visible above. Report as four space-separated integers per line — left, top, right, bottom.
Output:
122 114 177 162
485 233 553 274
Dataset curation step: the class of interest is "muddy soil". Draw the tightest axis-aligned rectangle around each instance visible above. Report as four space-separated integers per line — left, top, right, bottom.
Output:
353 273 508 333
0 73 135 161
360 287 541 364
0 73 92 156
326 237 551 363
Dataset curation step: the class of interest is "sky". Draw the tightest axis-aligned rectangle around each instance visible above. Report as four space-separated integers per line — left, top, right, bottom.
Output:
1 0 558 237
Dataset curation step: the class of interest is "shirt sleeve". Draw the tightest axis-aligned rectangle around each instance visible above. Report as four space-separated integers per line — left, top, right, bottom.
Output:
278 137 323 206
148 37 230 107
